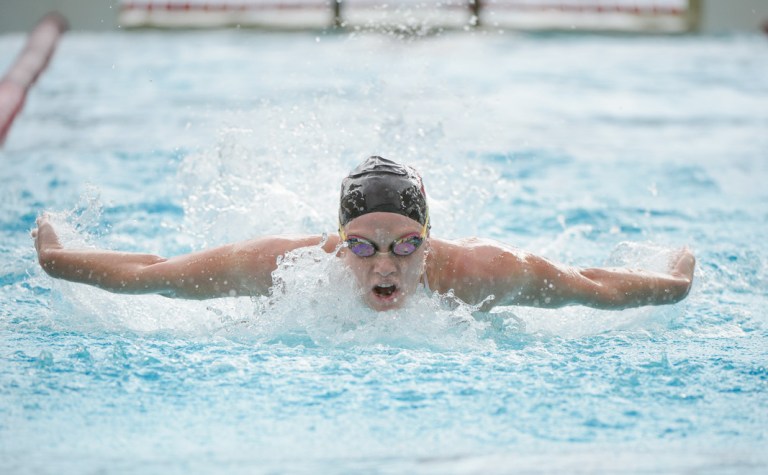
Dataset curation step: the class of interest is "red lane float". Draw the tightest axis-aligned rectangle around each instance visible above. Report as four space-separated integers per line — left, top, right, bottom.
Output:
0 12 68 146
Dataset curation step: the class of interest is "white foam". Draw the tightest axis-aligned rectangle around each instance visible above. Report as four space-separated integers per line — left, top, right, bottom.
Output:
226 243 496 351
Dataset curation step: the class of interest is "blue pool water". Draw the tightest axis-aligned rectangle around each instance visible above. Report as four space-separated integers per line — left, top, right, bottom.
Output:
1 30 767 473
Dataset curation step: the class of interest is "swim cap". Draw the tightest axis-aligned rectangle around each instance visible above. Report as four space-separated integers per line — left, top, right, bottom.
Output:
339 156 429 227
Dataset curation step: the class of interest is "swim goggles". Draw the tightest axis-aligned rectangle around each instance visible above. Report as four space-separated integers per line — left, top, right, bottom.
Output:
339 213 429 258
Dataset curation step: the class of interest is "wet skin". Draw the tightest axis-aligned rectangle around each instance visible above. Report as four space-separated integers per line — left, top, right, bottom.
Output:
340 212 428 312
33 213 694 311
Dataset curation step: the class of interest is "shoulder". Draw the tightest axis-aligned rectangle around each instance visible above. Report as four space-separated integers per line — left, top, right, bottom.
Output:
428 236 528 264
426 237 530 299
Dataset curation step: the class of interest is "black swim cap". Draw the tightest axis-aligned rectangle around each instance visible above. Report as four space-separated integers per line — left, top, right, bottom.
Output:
339 156 429 227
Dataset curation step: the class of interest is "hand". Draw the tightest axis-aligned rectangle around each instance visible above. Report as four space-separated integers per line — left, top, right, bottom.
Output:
31 213 63 265
670 247 695 280
668 247 695 301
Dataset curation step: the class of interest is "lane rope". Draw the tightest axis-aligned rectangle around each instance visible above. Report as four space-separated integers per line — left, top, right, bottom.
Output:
0 12 68 146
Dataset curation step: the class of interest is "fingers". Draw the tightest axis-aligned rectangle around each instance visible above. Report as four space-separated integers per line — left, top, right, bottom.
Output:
671 247 696 280
679 247 695 265
32 213 49 239
36 212 50 226
32 212 56 252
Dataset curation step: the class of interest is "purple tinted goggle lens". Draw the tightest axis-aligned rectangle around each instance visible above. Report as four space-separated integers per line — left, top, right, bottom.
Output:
346 234 424 258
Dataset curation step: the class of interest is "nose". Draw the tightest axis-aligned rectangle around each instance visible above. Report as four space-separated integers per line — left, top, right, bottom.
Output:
372 253 397 276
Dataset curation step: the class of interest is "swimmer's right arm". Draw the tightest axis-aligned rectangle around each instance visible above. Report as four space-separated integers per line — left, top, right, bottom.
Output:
32 214 338 299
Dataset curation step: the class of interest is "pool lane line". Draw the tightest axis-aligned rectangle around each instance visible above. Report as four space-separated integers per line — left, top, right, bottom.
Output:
0 12 68 147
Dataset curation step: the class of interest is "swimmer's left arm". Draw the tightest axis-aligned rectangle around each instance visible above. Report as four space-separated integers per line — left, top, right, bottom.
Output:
441 240 695 310
500 247 695 309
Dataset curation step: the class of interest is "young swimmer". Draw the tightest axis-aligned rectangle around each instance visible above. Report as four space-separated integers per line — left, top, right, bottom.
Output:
32 156 695 312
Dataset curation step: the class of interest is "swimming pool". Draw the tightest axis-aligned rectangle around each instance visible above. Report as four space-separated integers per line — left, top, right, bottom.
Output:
1 29 767 473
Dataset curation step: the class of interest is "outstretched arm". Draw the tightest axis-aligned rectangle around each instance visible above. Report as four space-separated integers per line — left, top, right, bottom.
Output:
32 214 337 299
434 238 695 310
512 248 695 309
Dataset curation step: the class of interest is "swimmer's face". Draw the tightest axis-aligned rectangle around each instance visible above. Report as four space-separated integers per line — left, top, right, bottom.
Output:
340 212 428 312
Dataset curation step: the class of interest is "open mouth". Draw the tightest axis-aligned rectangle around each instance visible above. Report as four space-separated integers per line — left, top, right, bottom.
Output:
372 283 398 299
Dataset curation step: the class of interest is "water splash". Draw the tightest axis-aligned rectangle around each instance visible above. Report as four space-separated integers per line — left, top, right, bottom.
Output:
223 242 496 351
177 126 342 247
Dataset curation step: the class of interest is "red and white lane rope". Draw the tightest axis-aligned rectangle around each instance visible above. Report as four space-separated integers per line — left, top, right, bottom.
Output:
0 12 68 146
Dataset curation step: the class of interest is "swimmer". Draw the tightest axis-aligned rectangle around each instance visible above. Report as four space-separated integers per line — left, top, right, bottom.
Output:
32 156 695 312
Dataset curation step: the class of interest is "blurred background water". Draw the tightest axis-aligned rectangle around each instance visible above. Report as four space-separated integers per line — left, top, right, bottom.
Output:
1 29 767 473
